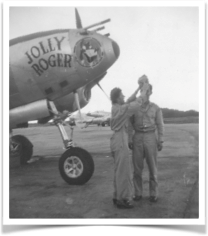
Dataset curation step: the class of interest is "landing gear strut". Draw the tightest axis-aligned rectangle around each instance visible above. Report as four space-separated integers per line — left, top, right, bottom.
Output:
50 102 95 185
9 100 94 185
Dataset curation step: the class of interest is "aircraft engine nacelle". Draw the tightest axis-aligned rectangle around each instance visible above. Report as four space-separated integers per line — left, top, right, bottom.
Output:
10 99 54 129
37 86 90 124
53 85 91 113
37 72 106 124
53 72 107 114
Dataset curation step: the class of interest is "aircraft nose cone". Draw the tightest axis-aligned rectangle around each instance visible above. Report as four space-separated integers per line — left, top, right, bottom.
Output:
112 40 120 60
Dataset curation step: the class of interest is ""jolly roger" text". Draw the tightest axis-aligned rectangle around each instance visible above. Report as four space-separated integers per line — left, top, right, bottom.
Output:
25 36 72 76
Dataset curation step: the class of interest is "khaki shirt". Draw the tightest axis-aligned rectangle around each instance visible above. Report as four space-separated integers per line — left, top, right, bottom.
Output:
110 94 143 132
128 102 164 142
110 94 145 153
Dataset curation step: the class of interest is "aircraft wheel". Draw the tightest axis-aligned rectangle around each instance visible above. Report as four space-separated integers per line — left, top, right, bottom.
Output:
10 135 33 166
59 147 94 185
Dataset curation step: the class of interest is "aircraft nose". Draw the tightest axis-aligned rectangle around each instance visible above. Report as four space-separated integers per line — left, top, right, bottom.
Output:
112 40 120 60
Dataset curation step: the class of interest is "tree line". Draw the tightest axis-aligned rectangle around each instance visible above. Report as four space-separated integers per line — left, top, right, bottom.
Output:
161 108 199 118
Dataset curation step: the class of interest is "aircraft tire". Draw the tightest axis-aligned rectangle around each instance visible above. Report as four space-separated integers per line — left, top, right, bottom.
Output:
59 147 94 185
10 135 33 166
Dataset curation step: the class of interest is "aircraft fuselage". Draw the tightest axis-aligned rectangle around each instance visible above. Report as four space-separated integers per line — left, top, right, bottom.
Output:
10 29 119 110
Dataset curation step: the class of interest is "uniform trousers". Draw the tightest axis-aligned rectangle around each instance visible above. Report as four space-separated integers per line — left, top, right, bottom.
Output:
132 131 158 197
111 130 134 201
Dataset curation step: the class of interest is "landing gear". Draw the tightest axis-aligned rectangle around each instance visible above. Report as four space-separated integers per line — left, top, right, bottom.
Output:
9 100 95 185
10 134 33 166
59 147 94 185
50 102 95 185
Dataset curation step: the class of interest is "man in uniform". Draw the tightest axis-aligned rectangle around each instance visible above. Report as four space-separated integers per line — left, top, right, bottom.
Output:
128 79 164 203
110 83 149 209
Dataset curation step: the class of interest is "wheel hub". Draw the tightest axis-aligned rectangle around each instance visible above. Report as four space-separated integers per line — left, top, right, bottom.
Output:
64 156 84 178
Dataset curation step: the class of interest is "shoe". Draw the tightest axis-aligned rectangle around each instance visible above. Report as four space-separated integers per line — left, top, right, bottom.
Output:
133 196 142 201
116 200 134 209
149 196 158 202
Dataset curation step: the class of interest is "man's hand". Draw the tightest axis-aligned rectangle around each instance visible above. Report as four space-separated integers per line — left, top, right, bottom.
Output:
128 142 133 150
138 81 143 90
157 142 163 151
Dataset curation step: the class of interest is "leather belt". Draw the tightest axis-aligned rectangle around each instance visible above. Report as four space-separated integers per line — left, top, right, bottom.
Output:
136 128 155 133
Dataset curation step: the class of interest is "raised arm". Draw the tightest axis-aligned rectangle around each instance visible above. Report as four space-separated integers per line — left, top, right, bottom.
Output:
127 83 150 115
126 86 141 103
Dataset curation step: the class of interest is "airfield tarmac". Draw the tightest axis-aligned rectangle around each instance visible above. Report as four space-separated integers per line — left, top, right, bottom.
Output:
9 124 199 219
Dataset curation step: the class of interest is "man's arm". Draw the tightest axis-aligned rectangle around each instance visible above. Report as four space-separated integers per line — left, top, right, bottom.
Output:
155 108 164 151
126 87 140 103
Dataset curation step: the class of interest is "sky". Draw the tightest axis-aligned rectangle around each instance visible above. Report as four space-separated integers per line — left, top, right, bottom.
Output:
9 3 201 113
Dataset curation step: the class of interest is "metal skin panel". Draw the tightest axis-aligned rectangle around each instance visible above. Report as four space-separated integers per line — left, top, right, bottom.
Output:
10 65 45 108
53 72 107 113
54 86 90 113
10 29 118 106
9 99 51 129
10 31 81 104
9 65 24 109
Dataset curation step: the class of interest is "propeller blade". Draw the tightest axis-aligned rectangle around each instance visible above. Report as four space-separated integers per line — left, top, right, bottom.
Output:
97 83 110 101
75 8 83 29
74 92 82 120
74 92 86 129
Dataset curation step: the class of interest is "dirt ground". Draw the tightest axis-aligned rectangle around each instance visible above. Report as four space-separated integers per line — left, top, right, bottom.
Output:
9 124 199 219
